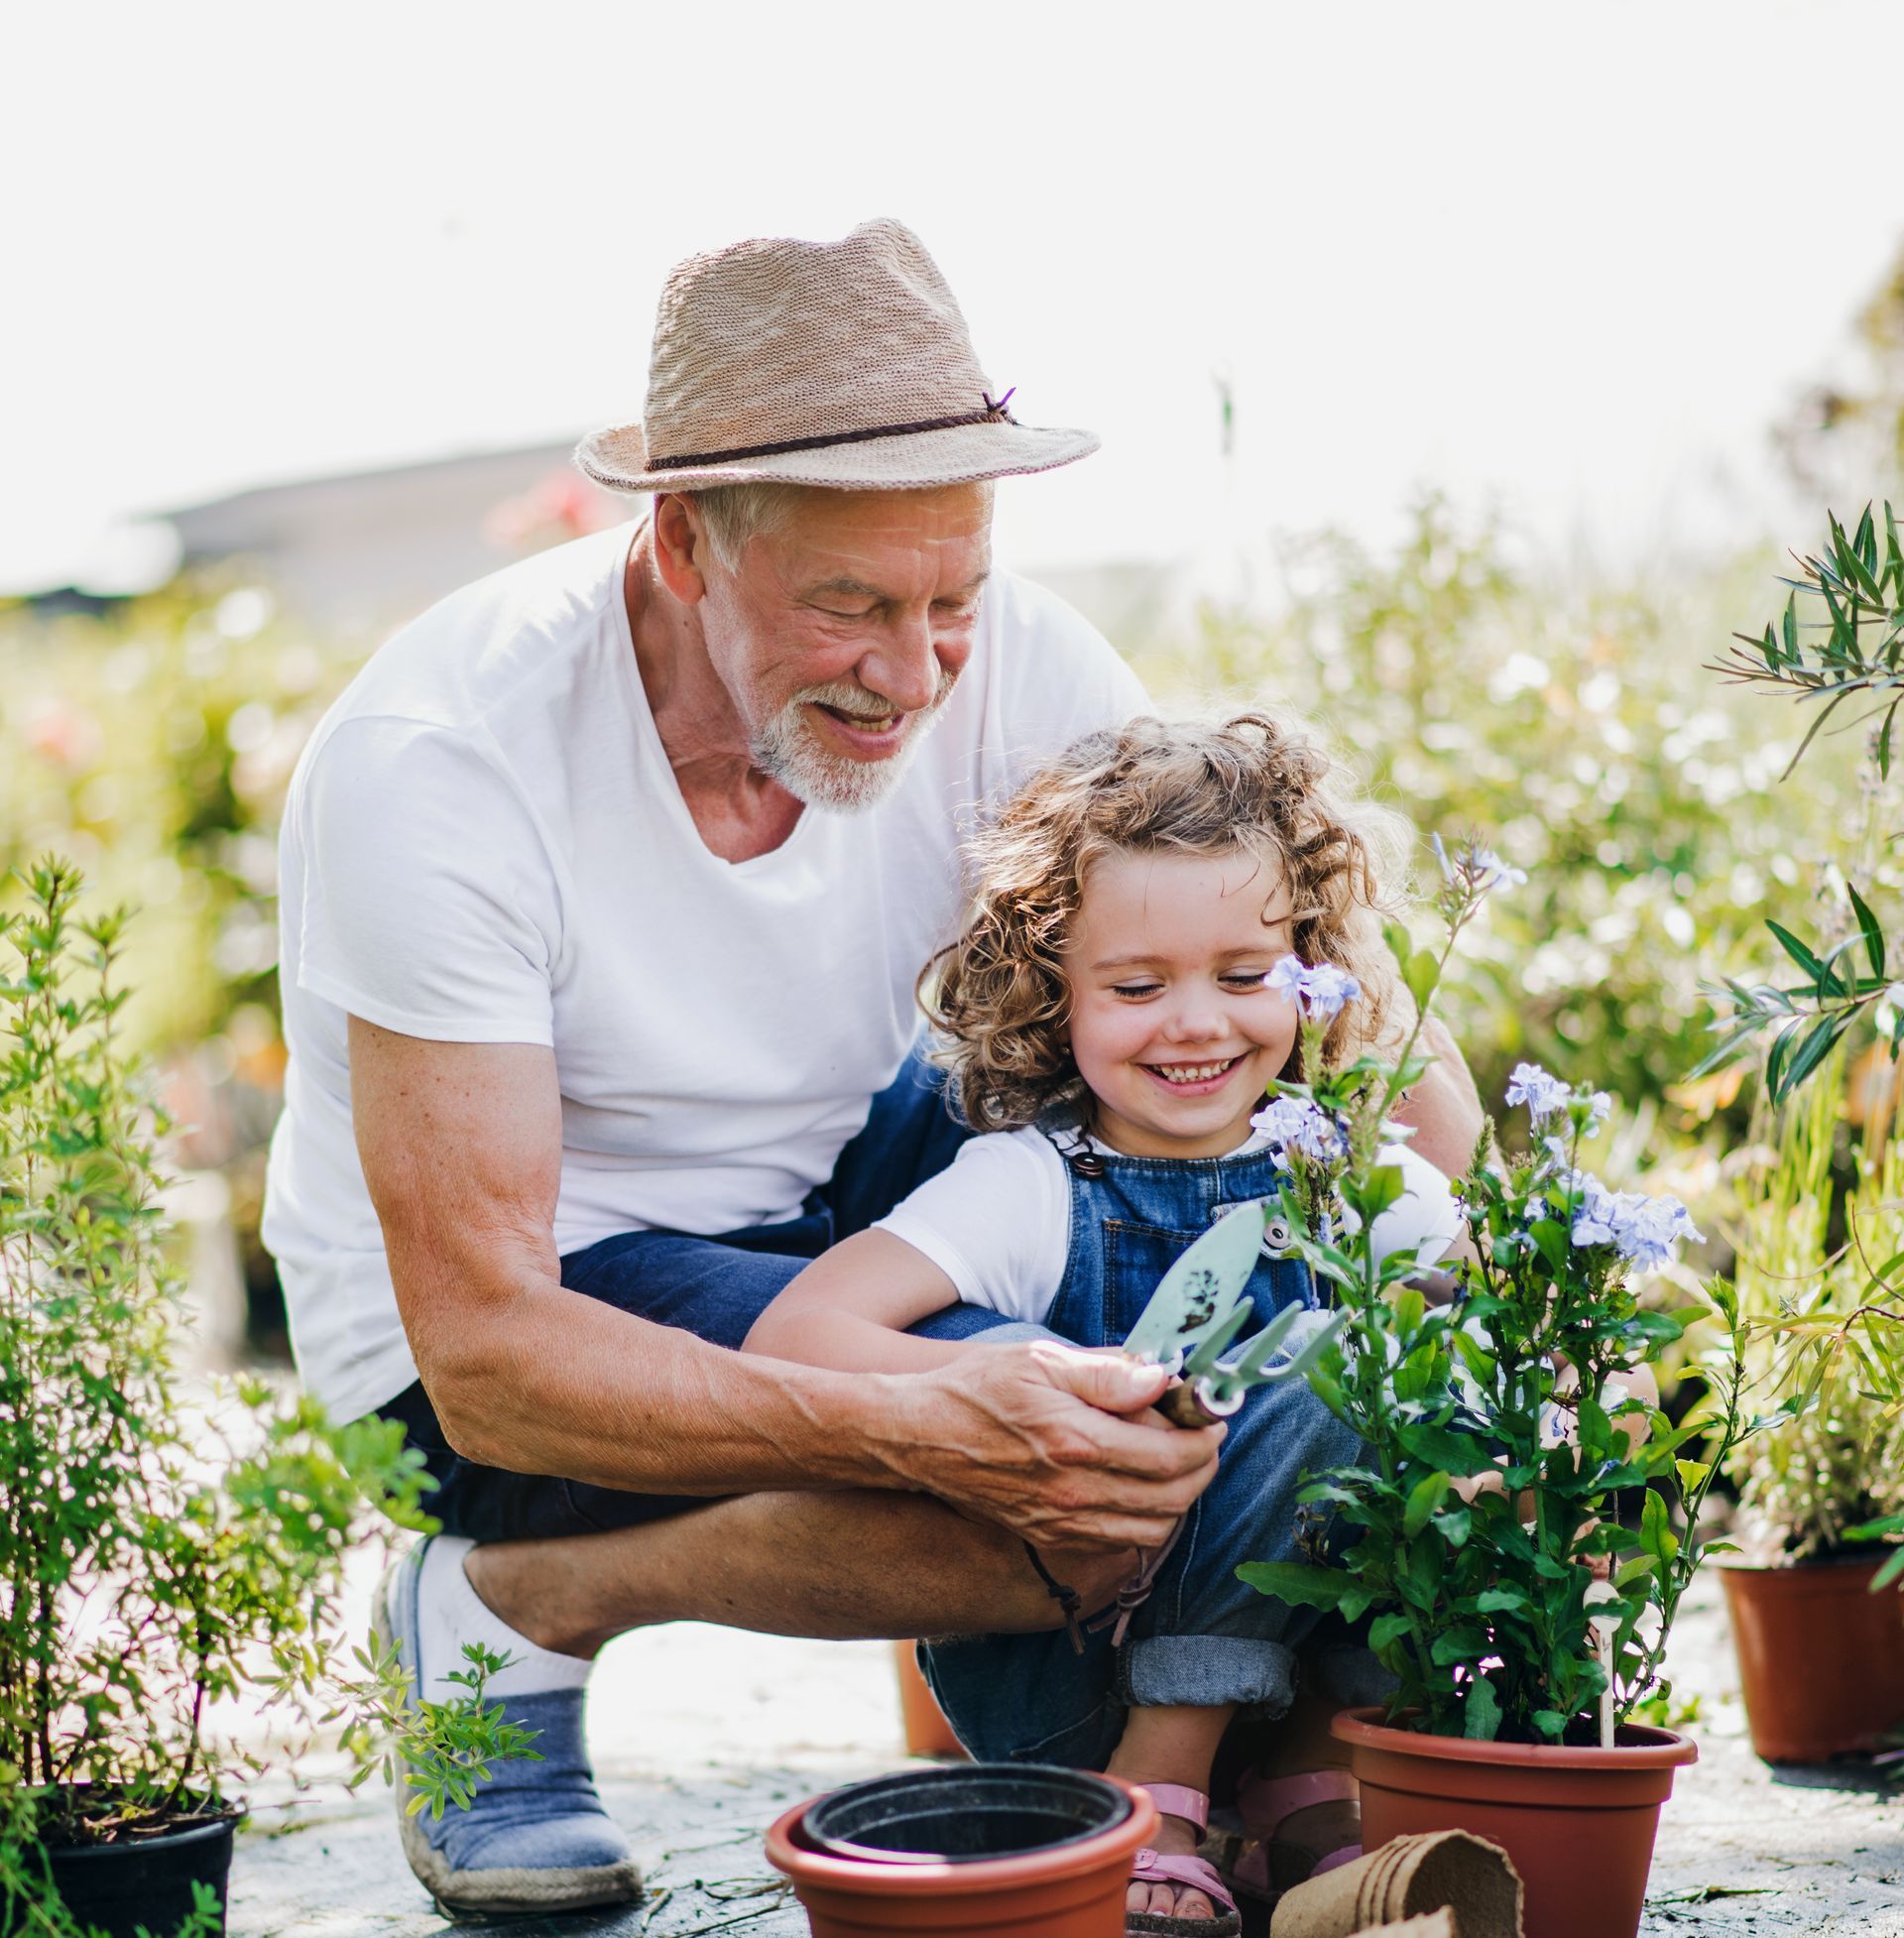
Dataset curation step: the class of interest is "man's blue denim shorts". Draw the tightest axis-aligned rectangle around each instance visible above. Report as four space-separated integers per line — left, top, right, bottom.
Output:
373 1043 1012 1542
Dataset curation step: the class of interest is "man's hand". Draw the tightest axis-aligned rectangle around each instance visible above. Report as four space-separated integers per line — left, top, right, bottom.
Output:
883 1341 1224 1551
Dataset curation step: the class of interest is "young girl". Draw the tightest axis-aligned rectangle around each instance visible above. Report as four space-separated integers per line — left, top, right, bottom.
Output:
745 713 1461 1936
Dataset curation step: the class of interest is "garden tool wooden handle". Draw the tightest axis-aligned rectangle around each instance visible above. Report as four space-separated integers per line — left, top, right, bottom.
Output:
1157 1381 1241 1429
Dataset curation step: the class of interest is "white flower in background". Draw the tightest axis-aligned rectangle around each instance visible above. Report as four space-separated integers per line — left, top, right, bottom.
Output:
1506 1062 1570 1121
1472 845 1528 889
1435 832 1527 899
1265 954 1363 1021
1252 1095 1347 1164
1576 1088 1612 1137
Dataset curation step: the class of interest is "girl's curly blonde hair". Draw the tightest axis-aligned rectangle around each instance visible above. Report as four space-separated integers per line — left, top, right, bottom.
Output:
924 711 1412 1133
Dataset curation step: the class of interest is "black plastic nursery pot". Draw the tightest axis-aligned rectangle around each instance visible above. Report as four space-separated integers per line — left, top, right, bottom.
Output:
17 1799 237 1938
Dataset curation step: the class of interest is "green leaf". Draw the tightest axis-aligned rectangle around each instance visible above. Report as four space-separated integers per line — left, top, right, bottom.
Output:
1393 1421 1496 1477
1765 919 1840 993
1531 1709 1568 1742
1848 881 1886 980
1463 1674 1502 1742
1673 1459 1711 1494
1639 1489 1679 1567
1236 1561 1349 1610
1430 1625 1489 1665
1403 1471 1452 1536
1433 1506 1473 1549
1368 1613 1413 1652
1476 1587 1531 1614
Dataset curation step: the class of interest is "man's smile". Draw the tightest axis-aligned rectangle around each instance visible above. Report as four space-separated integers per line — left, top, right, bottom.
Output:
806 700 910 758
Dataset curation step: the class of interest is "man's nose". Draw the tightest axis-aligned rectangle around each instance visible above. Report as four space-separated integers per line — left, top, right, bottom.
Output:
860 611 966 713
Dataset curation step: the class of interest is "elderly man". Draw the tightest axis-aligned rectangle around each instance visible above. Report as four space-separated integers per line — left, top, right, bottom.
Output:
264 220 1480 1914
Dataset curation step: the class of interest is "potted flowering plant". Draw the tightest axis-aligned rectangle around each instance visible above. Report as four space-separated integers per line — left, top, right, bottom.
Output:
1238 839 1761 1938
0 859 534 1938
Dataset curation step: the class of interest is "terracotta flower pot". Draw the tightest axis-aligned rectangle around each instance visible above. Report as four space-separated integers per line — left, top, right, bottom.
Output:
766 1765 1158 1938
892 1640 969 1759
1331 1708 1697 1938
1721 1553 1904 1762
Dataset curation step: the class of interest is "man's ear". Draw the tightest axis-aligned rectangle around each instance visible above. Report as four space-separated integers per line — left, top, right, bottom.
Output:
652 494 710 605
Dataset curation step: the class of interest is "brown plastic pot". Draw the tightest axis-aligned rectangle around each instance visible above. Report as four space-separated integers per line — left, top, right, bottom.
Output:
1332 1707 1696 1938
892 1641 969 1759
766 1768 1157 1937
1721 1553 1904 1762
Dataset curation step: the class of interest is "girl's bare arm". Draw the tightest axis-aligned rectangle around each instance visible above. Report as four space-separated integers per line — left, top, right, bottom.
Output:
744 1229 976 1373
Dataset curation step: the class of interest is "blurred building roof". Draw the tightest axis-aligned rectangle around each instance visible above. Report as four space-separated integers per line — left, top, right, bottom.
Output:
153 441 628 635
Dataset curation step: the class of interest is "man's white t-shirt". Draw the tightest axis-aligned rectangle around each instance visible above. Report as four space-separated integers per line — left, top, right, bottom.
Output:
263 523 1147 1423
875 1131 1462 1323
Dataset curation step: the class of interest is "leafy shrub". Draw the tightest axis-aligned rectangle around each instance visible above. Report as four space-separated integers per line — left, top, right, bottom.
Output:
1133 495 1861 1127
0 860 530 1935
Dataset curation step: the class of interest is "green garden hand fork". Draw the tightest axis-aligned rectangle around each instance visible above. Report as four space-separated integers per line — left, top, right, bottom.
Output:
1122 1201 1346 1427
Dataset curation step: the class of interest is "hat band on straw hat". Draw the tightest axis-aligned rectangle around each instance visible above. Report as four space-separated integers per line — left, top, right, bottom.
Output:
646 389 1017 473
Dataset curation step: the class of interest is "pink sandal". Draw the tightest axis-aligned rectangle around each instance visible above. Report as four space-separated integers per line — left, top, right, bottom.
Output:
1126 1784 1243 1938
1225 1766 1362 1902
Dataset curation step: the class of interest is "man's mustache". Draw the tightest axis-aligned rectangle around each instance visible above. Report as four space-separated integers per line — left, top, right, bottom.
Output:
793 672 960 721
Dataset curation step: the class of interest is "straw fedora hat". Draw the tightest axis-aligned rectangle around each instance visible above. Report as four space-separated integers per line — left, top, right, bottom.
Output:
574 218 1099 495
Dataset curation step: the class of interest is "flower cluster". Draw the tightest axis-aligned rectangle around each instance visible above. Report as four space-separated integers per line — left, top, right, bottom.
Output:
1432 831 1527 894
1568 1172 1703 1271
1266 954 1363 1021
1505 1060 1609 1136
1251 1094 1348 1164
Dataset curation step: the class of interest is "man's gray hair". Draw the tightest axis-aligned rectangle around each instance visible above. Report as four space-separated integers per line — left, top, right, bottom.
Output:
688 480 995 571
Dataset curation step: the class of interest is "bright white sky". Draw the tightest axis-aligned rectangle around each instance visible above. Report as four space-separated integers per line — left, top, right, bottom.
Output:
6 0 1902 596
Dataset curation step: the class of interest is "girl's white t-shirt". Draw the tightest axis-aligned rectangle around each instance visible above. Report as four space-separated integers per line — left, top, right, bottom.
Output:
262 523 1147 1423
875 1130 1463 1323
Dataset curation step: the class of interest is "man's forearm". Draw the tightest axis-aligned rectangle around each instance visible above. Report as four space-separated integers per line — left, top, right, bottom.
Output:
420 1259 921 1497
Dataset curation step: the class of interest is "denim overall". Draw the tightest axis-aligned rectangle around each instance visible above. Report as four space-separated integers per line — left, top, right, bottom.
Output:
919 1133 1366 1770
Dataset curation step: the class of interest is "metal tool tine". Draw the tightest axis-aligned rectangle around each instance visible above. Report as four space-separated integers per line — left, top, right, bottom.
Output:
1255 1306 1348 1386
1223 1301 1308 1376
1180 1297 1254 1381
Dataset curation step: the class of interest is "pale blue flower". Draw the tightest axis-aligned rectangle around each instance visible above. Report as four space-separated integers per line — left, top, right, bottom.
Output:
1569 1174 1624 1250
1265 955 1307 1001
1264 954 1363 1022
1472 845 1528 890
1617 1193 1703 1271
1506 1062 1570 1121
1251 1095 1347 1164
1566 1172 1701 1269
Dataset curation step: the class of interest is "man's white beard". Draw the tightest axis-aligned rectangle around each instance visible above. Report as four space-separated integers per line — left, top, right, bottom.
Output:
751 673 958 812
